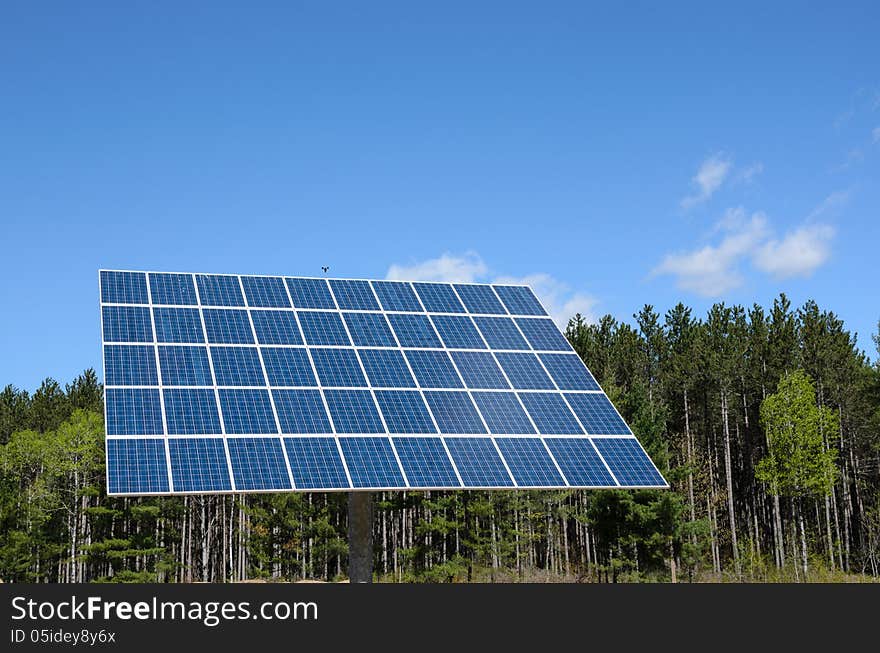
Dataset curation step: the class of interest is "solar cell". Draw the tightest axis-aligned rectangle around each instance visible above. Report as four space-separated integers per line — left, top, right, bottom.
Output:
297 311 351 346
338 437 405 488
494 438 565 486
423 391 486 434
153 308 204 343
101 271 149 304
240 276 291 308
168 438 232 492
450 351 509 389
404 350 463 388
329 279 380 310
371 281 422 312
545 438 615 486
387 313 442 348
374 390 436 433
539 353 600 391
431 315 486 349
149 273 197 306
342 312 397 347
564 393 631 435
393 437 460 487
102 271 663 494
158 346 213 386
104 345 158 386
106 438 169 494
285 278 335 309
592 438 666 487
444 437 514 487
202 309 254 344
196 274 245 307
284 437 350 489
357 349 416 388
493 285 547 316
453 284 507 314
412 282 465 313
227 437 291 490
250 310 303 345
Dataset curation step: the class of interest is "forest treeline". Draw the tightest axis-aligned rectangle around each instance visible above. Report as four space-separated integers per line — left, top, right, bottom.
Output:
0 294 878 583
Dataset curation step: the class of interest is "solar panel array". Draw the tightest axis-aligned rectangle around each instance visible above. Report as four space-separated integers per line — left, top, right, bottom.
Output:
100 270 667 495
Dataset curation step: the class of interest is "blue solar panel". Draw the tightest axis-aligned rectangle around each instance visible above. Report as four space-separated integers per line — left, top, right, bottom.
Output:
454 284 507 314
210 347 265 386
284 437 350 488
102 272 655 494
250 310 303 345
339 437 405 488
106 439 169 494
471 392 536 434
473 316 530 350
102 306 153 343
412 282 465 313
515 318 572 351
592 438 666 487
153 308 204 343
374 390 436 433
101 271 148 304
493 285 547 316
323 390 385 433
164 389 221 434
273 389 332 433
310 348 367 387
450 351 509 389
545 438 616 486
431 315 486 349
423 391 486 434
404 350 463 388
227 437 291 490
285 278 335 309
494 438 565 486
202 309 254 344
104 345 158 386
297 311 351 346
218 389 277 434
261 348 316 386
241 276 291 308
196 274 245 307
393 437 460 487
149 273 197 306
371 281 422 312
387 313 442 348
444 437 513 487
539 353 600 390
564 393 631 434
518 393 584 434
158 346 213 386
329 279 380 310
358 349 415 388
168 438 232 492
105 388 164 435
343 312 397 347
494 352 555 389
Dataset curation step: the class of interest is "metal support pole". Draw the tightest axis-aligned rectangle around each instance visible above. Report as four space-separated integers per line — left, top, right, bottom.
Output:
347 492 373 583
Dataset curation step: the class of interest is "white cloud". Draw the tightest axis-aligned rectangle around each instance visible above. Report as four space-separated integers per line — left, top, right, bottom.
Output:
385 251 487 283
872 126 880 143
385 253 596 328
806 189 850 221
653 209 769 296
753 225 835 279
735 162 764 184
680 153 732 209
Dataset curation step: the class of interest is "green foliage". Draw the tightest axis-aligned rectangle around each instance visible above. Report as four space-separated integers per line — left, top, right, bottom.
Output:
756 371 838 498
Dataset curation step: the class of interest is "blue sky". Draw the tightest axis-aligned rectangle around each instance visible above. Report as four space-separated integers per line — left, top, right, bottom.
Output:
2 2 878 391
